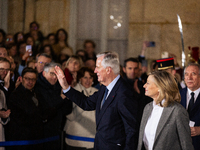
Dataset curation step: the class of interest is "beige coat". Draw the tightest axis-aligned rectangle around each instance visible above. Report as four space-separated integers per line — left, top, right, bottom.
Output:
65 83 98 148
0 90 9 150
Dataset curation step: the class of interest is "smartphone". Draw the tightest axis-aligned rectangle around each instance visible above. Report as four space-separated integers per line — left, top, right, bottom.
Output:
26 45 32 56
147 41 155 47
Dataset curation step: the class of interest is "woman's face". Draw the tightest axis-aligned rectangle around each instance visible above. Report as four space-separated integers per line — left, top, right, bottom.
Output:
67 59 80 73
143 75 159 100
58 30 66 41
80 71 93 88
44 47 51 55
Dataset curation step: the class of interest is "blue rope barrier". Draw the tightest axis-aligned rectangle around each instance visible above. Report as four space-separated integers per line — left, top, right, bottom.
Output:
0 135 59 146
0 133 95 147
66 134 94 142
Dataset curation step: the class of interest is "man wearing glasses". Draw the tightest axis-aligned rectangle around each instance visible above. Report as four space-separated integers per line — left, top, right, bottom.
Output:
35 53 52 73
7 67 44 150
18 53 52 75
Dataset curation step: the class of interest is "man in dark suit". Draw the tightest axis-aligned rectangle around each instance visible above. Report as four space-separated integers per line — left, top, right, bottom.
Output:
35 62 72 150
180 63 200 150
122 57 152 125
55 52 138 150
8 67 44 150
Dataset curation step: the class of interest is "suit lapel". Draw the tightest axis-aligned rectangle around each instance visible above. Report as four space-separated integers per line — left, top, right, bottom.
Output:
96 86 106 119
180 88 187 109
96 78 121 127
154 104 174 143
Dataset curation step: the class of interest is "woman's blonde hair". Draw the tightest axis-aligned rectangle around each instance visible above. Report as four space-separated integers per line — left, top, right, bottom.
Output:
65 55 84 69
150 71 181 107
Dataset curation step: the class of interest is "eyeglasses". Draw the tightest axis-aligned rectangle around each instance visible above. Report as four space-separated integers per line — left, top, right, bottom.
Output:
37 62 49 66
6 38 13 42
23 77 37 82
49 72 56 77
0 68 10 72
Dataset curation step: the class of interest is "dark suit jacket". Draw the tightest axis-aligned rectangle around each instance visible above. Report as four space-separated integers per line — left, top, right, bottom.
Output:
64 77 138 150
180 87 200 150
138 101 193 150
7 84 44 150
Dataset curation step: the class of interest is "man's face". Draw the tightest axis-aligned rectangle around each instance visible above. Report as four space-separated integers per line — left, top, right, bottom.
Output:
184 66 200 91
0 62 10 80
43 68 57 85
94 56 107 85
22 72 37 90
85 42 94 54
123 61 139 80
0 48 7 57
35 56 51 73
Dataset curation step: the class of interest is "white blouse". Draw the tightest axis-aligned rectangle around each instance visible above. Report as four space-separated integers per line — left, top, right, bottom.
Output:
143 100 164 150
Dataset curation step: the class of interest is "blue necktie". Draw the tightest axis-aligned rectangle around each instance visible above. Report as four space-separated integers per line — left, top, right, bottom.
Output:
101 88 108 108
188 92 194 115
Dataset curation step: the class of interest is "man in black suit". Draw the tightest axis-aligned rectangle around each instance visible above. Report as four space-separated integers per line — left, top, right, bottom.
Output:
122 58 152 125
55 51 138 150
180 63 200 150
35 62 72 150
8 67 44 150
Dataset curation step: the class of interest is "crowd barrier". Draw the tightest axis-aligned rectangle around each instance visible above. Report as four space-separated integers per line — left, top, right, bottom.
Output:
0 134 94 147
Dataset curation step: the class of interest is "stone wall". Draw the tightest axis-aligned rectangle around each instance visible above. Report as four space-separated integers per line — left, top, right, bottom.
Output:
7 0 70 36
6 0 200 67
129 0 200 67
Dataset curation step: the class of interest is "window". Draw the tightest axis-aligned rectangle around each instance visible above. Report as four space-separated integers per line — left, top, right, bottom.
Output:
69 0 129 64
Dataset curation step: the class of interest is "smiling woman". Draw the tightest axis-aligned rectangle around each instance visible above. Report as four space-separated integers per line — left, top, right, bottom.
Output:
65 67 98 150
138 71 194 150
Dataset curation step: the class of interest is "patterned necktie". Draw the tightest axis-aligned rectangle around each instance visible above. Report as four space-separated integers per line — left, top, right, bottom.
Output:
32 93 39 107
188 92 194 114
101 88 108 108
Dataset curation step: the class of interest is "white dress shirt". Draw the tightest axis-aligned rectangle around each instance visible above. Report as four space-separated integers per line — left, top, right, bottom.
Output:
143 100 164 150
186 87 200 109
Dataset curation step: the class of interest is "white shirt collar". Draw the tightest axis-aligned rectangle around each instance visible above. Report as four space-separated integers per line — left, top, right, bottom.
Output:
106 75 120 97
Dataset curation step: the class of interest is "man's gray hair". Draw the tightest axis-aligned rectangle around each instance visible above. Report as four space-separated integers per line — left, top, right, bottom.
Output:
96 51 120 74
184 63 200 76
43 62 61 73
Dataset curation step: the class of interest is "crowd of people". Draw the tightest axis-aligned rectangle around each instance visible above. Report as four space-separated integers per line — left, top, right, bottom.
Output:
0 21 199 150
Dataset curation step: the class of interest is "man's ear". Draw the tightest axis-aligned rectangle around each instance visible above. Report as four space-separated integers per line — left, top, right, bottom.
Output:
123 67 126 73
106 67 112 74
42 71 45 77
